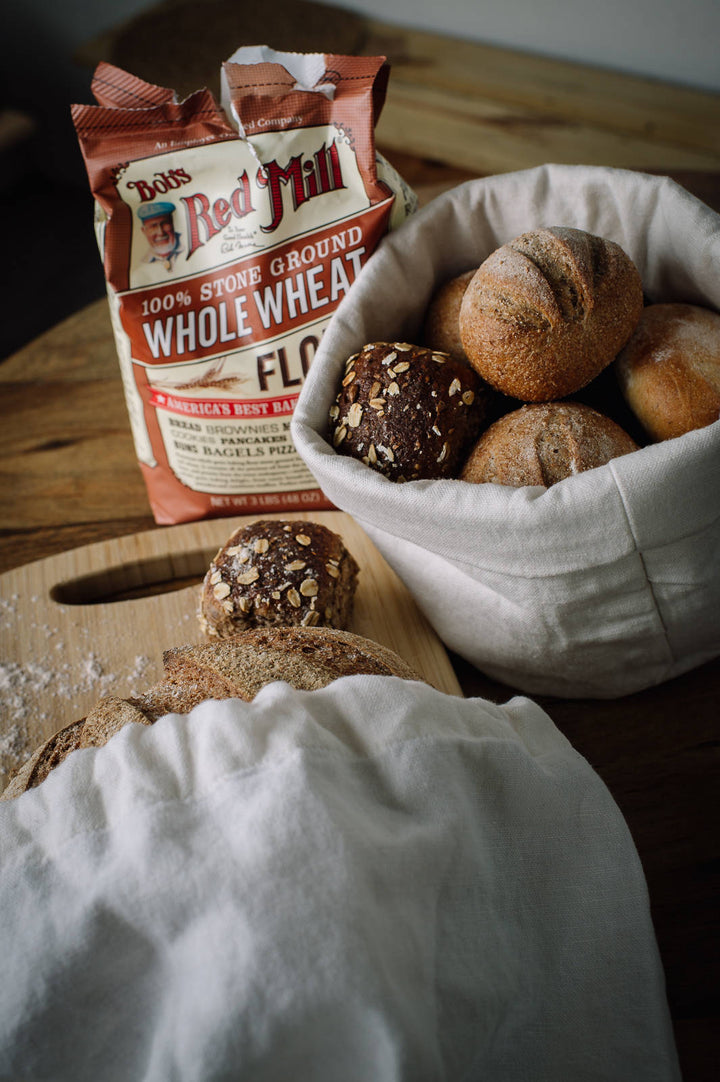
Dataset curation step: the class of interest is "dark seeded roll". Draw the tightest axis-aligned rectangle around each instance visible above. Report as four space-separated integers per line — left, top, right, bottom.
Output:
328 342 487 482
459 226 644 401
199 519 359 638
460 401 639 488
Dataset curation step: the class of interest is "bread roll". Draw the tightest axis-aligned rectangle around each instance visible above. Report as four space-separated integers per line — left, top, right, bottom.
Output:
423 269 476 364
328 342 486 482
615 303 720 440
161 628 420 702
0 629 421 800
459 226 643 401
460 401 639 488
199 519 359 637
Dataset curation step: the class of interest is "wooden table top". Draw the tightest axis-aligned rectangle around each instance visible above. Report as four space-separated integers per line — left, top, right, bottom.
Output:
4 9 720 1076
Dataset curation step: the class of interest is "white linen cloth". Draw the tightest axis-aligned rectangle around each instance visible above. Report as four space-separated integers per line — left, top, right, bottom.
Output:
291 164 720 697
0 678 680 1081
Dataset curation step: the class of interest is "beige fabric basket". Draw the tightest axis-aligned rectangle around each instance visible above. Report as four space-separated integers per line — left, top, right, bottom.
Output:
292 165 720 698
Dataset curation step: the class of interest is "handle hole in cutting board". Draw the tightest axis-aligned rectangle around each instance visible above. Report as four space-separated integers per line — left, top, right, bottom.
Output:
50 549 214 605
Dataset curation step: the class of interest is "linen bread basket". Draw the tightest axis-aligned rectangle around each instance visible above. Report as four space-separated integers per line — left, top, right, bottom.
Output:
292 164 720 699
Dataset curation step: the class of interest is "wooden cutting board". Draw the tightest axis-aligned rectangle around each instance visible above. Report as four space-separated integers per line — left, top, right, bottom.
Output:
0 511 461 790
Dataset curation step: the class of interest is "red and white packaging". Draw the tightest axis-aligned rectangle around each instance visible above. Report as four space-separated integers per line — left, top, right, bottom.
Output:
72 50 416 524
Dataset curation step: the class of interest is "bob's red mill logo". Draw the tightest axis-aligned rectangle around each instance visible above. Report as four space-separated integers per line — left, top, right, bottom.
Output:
127 141 346 255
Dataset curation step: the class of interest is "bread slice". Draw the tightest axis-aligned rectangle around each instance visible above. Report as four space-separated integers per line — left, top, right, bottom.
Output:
1 628 421 799
80 696 153 748
0 719 87 801
163 626 420 702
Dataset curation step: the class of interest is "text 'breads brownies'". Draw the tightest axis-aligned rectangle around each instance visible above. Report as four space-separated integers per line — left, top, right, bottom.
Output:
459 226 643 401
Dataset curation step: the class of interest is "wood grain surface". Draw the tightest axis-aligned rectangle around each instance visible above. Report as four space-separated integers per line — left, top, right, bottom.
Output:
4 6 720 1073
365 21 720 173
75 0 720 176
3 292 718 1082
0 510 462 794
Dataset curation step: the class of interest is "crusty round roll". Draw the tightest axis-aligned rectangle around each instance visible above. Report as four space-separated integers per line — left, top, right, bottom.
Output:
460 401 639 488
423 269 476 364
328 341 486 482
459 226 644 401
614 302 720 440
0 628 422 800
199 519 359 637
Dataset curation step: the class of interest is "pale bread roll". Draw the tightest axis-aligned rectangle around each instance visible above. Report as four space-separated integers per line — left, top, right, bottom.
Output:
615 303 720 440
460 401 639 488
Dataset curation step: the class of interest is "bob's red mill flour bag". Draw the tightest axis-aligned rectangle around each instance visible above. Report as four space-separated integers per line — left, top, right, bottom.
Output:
72 47 416 524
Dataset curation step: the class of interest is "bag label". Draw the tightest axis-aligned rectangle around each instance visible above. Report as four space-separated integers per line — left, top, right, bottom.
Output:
73 57 414 523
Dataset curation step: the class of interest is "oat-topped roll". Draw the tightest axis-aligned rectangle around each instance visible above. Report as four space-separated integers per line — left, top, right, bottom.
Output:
328 342 487 482
199 520 359 637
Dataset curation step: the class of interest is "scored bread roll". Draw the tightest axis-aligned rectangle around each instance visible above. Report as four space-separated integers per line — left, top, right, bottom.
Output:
615 302 720 440
459 226 644 401
460 401 639 488
1 628 421 800
199 519 359 637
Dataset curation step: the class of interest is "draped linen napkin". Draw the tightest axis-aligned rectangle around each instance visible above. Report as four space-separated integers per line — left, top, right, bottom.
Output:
291 164 720 697
0 678 680 1081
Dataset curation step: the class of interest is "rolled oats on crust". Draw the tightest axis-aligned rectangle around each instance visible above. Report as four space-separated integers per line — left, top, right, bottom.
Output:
328 342 489 482
199 520 359 637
